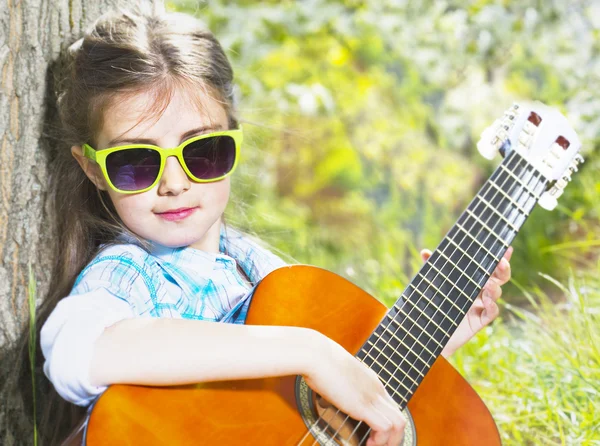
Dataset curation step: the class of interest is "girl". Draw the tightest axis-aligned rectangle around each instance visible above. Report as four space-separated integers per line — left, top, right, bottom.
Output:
35 2 512 445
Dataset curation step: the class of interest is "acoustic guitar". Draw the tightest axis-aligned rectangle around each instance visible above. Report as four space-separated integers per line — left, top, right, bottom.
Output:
77 102 583 445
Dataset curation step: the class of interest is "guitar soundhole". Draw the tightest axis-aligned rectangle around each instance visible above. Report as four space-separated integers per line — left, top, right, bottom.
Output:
295 376 416 446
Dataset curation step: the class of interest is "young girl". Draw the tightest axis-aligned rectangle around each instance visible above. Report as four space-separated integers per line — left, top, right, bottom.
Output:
37 2 512 445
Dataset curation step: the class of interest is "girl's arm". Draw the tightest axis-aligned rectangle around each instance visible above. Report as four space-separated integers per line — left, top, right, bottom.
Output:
90 318 406 446
89 318 320 386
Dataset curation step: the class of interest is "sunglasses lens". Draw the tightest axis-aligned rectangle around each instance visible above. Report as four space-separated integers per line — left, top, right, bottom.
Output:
106 149 161 191
183 135 236 180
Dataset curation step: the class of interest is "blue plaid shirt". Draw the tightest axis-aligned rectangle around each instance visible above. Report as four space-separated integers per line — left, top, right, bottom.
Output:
41 225 287 406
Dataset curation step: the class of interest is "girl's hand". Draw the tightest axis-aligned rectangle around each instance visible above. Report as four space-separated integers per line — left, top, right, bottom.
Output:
304 334 406 446
419 246 513 357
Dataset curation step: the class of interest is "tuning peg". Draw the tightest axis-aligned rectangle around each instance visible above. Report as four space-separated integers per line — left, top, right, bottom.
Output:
538 186 562 211
566 153 585 174
557 174 571 189
538 153 583 211
478 104 523 159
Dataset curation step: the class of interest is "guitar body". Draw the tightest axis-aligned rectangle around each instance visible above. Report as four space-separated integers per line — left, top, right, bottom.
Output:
86 265 501 445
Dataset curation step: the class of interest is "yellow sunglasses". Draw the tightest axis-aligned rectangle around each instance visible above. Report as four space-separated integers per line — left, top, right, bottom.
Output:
82 128 243 194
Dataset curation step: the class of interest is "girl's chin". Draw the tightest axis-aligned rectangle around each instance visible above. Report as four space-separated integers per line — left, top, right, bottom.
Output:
153 233 196 246
148 231 215 251
130 214 220 250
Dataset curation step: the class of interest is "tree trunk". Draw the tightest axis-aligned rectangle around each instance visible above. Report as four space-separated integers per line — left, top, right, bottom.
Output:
0 0 133 444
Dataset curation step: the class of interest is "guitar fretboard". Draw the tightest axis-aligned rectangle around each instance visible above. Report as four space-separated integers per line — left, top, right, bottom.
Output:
356 150 549 409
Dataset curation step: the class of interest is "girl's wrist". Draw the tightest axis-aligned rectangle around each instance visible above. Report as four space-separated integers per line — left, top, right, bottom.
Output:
291 327 326 378
441 340 459 358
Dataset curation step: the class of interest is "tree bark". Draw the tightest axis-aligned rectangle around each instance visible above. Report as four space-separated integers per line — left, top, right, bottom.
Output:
0 0 133 444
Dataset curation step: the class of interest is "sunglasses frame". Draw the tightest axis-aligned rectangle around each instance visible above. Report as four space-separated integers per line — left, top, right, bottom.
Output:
82 127 243 194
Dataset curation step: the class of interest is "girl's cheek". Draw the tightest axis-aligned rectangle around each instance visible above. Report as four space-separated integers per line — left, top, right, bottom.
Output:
111 193 150 222
201 178 231 210
214 180 231 211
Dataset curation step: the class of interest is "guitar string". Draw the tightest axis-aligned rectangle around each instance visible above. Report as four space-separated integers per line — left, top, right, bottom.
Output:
341 151 540 446
350 153 544 446
362 152 540 399
297 150 535 446
308 152 535 442
298 145 547 446
354 152 545 446
299 150 540 446
303 107 554 443
299 108 531 445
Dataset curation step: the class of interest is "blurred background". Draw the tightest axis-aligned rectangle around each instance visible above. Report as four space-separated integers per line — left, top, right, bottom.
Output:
170 1 599 444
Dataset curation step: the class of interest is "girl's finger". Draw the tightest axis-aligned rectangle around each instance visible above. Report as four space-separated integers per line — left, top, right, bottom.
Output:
471 292 485 310
491 257 511 284
481 290 500 325
420 249 432 262
374 394 405 446
475 281 500 309
367 423 391 446
364 400 393 446
383 391 406 436
483 280 502 302
490 246 513 283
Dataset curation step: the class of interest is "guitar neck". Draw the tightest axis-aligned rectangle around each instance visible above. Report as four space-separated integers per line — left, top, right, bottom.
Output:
356 149 549 409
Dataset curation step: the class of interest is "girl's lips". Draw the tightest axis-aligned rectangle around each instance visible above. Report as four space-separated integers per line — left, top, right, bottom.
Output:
156 207 198 221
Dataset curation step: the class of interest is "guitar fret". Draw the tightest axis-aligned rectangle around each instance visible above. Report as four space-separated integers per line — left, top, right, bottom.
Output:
454 223 500 262
487 179 529 216
365 339 426 380
366 338 430 372
384 383 409 405
406 281 460 326
360 349 414 396
379 321 437 359
499 163 541 200
362 351 412 403
465 209 510 247
435 250 482 288
473 195 519 232
424 262 473 301
362 344 423 388
386 308 448 347
442 237 491 275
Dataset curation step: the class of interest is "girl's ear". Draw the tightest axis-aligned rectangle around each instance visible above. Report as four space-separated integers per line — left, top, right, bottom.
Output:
71 145 109 191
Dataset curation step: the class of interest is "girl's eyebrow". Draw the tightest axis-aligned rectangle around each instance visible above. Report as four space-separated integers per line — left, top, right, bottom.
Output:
107 125 223 147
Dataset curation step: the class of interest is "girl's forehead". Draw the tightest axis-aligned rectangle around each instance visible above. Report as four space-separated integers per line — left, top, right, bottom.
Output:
97 86 227 147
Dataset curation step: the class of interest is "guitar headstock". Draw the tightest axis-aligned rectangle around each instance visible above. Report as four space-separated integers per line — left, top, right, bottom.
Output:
477 101 584 211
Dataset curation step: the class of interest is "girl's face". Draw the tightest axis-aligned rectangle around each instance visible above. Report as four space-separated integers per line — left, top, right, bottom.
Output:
73 86 231 252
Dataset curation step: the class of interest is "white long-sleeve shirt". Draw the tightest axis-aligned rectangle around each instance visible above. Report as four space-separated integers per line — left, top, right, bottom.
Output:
41 226 286 406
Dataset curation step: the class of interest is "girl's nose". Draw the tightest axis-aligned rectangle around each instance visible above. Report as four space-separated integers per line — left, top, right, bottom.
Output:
157 156 191 196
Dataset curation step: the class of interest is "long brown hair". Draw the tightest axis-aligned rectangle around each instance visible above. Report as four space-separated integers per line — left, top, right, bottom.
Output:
19 2 240 443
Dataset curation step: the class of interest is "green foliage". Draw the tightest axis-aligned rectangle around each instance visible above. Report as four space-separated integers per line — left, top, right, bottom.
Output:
170 0 599 299
167 0 599 440
451 268 600 444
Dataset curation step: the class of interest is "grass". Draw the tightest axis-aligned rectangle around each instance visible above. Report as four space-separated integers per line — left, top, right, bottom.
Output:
450 264 600 445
